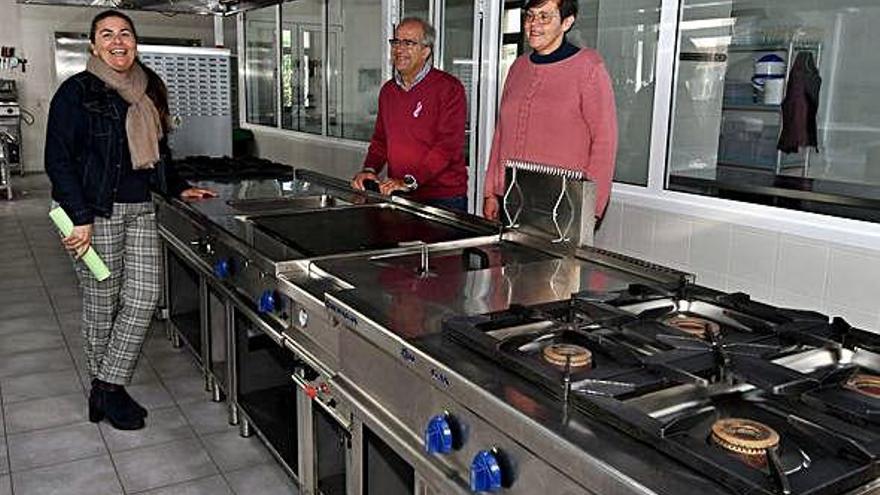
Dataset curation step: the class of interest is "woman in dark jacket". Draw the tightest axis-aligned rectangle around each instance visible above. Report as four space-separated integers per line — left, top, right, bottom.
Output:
45 9 214 430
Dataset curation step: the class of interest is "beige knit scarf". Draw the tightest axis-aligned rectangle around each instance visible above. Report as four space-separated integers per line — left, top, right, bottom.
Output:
87 55 163 170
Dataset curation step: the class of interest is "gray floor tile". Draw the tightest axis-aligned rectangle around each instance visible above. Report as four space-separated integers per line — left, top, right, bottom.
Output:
0 276 43 290
1 302 56 321
225 463 298 495
130 359 161 385
126 382 175 411
7 422 105 472
0 315 59 336
202 429 272 472
4 393 87 434
164 374 210 404
0 348 74 379
0 331 65 356
179 397 232 435
136 475 233 495
149 352 202 379
0 475 10 495
0 440 7 475
11 455 122 495
113 438 218 493
101 406 195 453
0 287 45 304
0 370 83 404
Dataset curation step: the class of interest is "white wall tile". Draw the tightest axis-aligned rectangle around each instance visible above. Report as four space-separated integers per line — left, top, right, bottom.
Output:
620 205 654 258
695 269 726 292
652 214 691 269
772 288 820 312
824 247 880 315
690 218 732 274
824 302 879 333
727 275 772 304
773 235 829 299
729 226 779 288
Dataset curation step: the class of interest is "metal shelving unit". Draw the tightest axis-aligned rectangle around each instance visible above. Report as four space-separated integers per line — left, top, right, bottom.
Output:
720 40 822 175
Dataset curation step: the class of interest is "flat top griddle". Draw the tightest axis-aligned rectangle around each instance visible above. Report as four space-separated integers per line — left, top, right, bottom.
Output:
251 205 480 257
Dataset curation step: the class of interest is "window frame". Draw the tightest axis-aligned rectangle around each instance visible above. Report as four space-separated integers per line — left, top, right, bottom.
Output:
635 0 880 251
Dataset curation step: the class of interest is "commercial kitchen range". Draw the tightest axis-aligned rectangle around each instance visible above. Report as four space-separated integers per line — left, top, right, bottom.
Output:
155 159 880 495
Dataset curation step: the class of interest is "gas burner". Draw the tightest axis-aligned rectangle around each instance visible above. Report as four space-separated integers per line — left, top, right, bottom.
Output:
542 343 592 369
663 315 720 339
710 418 780 469
846 373 880 399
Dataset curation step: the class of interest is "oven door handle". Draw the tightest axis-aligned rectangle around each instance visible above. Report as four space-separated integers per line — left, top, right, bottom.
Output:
233 296 286 346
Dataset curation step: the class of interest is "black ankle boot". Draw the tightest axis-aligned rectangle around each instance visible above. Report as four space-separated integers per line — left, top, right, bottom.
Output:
89 380 145 430
91 379 147 418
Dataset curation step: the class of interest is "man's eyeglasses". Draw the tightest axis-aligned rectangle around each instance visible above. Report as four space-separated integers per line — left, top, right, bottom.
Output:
388 38 426 49
523 11 559 25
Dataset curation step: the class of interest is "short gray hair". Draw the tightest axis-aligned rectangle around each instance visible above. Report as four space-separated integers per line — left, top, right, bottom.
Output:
398 17 436 47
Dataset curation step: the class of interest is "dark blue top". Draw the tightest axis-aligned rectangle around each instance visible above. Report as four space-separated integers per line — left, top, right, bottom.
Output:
530 40 580 64
114 133 152 203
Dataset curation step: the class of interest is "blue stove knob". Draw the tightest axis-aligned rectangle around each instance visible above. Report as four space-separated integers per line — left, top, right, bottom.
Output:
213 258 231 279
258 290 276 313
424 414 454 455
470 450 503 493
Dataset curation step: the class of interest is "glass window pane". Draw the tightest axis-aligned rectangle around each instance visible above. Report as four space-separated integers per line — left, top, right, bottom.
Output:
245 7 278 126
327 0 384 141
403 0 430 20
281 0 324 134
668 0 880 222
568 0 661 186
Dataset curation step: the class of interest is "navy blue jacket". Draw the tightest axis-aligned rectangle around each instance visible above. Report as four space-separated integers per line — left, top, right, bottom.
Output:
45 71 189 225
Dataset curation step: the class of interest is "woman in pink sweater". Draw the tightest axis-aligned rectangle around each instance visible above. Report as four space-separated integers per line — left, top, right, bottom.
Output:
483 0 618 221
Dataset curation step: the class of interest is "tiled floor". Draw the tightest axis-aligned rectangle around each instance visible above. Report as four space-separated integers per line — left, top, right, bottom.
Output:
0 175 298 494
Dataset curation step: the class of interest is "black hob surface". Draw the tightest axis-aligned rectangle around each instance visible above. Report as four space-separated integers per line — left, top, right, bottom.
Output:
251 204 481 258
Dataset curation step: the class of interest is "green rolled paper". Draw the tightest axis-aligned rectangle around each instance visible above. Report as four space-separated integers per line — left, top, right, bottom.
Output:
49 207 111 282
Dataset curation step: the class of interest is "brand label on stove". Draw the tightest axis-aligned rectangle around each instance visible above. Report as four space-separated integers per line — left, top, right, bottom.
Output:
400 348 416 364
430 368 451 388
326 300 358 328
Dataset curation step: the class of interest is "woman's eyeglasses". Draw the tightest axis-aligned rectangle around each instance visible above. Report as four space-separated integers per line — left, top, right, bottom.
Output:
523 11 559 25
388 38 425 49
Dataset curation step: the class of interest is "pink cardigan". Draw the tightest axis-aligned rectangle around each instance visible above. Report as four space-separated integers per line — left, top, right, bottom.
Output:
484 49 618 217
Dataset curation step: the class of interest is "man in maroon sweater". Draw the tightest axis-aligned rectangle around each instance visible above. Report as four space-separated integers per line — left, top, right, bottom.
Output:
350 17 469 211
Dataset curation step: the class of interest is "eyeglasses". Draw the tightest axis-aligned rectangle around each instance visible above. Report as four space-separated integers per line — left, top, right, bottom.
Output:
523 11 560 25
388 38 426 49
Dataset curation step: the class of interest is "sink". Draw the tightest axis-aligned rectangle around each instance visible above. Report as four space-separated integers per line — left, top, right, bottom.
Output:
226 194 350 213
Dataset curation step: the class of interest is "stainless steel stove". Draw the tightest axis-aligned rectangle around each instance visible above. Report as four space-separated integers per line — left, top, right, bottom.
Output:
154 167 880 495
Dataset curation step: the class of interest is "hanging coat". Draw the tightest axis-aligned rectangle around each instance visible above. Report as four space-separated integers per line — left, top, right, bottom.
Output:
778 51 821 154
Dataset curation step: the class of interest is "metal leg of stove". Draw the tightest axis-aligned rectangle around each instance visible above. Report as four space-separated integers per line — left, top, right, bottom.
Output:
204 372 213 393
170 331 182 348
211 379 222 403
239 417 253 437
228 402 240 425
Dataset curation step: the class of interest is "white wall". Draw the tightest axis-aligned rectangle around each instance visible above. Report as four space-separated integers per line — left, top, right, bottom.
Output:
0 0 216 173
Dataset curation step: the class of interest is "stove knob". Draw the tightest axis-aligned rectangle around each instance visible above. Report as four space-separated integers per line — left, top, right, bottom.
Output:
213 258 231 279
258 290 276 314
424 414 454 455
470 450 503 493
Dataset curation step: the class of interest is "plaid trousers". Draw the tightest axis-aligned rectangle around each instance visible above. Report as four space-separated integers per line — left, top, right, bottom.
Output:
74 202 160 385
